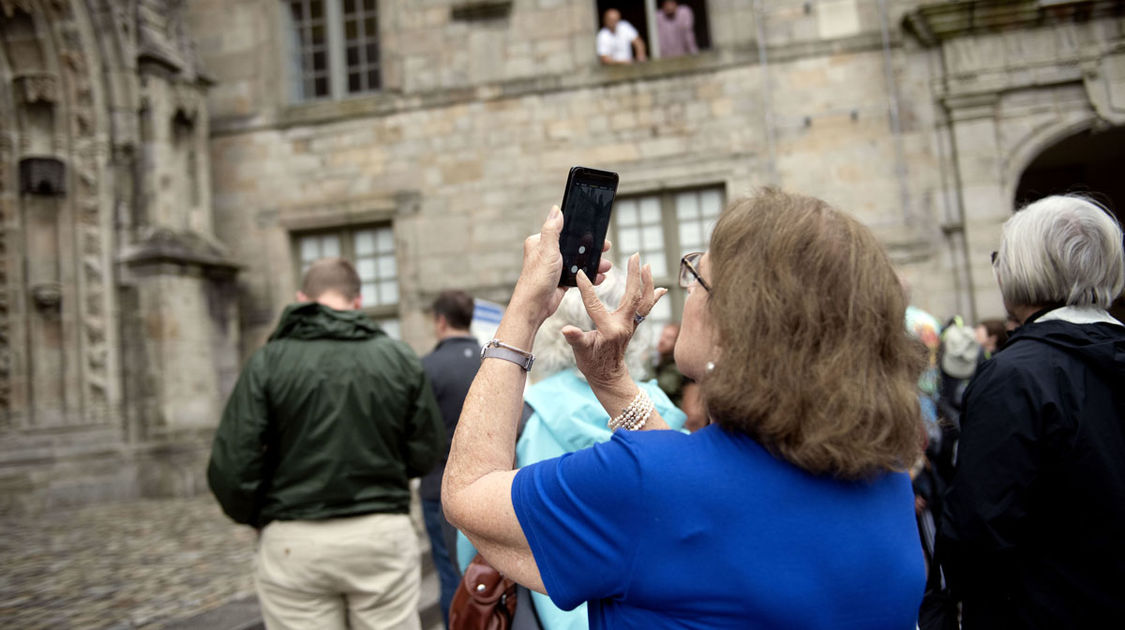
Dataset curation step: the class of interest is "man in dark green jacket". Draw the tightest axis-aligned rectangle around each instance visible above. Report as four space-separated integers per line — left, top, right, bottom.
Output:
208 258 443 630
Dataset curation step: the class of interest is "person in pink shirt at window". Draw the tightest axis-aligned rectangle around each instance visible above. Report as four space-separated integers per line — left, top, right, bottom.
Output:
657 0 699 58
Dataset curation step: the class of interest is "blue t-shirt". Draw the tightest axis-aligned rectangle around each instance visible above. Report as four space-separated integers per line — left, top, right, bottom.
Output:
511 424 924 629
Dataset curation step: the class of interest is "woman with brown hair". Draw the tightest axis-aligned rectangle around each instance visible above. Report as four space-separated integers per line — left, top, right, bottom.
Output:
443 188 926 628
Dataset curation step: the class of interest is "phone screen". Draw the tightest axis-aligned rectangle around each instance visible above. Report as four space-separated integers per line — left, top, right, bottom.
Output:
558 168 618 287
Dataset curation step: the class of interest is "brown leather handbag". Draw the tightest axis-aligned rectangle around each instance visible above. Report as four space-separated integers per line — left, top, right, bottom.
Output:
449 554 518 630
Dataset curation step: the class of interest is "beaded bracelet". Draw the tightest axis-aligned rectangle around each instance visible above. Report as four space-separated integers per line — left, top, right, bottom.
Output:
609 390 654 431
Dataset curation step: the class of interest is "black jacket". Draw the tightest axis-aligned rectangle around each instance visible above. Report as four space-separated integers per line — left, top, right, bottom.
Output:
208 303 444 526
938 315 1125 628
418 335 480 501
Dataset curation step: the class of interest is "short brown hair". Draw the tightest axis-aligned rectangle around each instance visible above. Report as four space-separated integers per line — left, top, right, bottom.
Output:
702 189 924 479
301 258 361 301
978 318 1008 348
432 290 475 330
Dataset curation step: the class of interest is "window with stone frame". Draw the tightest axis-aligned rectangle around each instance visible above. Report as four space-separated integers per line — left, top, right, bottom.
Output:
294 224 400 339
608 186 724 333
283 0 381 102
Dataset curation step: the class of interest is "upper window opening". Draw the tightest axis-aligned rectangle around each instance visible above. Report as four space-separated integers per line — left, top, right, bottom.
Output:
284 0 381 102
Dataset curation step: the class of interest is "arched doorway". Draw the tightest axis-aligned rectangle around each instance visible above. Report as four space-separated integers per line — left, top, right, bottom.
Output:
1014 125 1125 321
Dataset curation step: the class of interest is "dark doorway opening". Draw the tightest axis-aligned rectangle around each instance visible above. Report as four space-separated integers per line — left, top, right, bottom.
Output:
593 1 712 60
594 1 649 54
1014 125 1125 320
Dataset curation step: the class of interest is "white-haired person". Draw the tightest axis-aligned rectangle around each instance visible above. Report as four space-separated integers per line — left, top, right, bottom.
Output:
939 195 1125 628
444 190 926 629
454 269 686 629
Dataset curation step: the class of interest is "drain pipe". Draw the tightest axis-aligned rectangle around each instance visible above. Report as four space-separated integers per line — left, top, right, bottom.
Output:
877 0 913 228
754 0 779 185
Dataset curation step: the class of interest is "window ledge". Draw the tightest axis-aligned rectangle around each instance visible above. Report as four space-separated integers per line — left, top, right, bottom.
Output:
213 33 891 135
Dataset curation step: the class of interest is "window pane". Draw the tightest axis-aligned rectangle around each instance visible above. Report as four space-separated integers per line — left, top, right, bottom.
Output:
378 282 398 305
375 227 394 252
639 196 661 224
361 282 377 306
676 191 700 220
679 221 702 252
309 0 324 18
366 43 379 63
348 73 361 93
345 19 358 39
701 189 723 218
356 258 376 282
346 46 359 66
364 0 376 11
313 50 327 71
314 76 329 96
289 1 304 21
376 254 396 279
300 237 319 261
641 225 663 250
618 226 640 255
363 17 377 35
311 24 325 44
616 199 638 226
320 234 340 258
366 69 380 90
647 252 667 278
354 229 375 256
344 0 355 12
378 318 400 340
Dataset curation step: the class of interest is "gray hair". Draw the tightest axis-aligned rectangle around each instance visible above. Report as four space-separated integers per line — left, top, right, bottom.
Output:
532 268 652 381
996 195 1124 310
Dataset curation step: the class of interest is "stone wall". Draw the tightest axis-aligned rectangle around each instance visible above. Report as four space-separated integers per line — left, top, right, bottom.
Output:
0 0 241 515
195 0 983 354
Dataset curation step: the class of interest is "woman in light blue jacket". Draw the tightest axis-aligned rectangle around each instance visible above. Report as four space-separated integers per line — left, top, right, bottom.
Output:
456 269 686 630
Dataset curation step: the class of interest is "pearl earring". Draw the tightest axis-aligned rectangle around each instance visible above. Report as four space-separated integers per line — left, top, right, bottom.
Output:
705 361 715 373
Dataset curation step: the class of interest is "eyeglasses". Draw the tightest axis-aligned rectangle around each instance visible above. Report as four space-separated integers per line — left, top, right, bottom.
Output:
679 252 711 292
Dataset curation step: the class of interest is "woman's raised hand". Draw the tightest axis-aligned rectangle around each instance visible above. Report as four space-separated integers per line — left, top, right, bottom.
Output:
509 205 612 327
561 253 668 390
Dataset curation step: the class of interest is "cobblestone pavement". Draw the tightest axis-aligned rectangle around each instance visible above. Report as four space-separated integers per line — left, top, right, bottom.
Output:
0 496 442 629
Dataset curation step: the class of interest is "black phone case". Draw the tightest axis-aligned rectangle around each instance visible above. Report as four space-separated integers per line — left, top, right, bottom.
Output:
558 166 619 287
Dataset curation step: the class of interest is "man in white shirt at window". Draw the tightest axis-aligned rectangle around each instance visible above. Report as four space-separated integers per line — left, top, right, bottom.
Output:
596 8 647 65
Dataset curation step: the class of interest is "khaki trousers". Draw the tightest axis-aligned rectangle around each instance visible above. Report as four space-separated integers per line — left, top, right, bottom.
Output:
255 512 421 630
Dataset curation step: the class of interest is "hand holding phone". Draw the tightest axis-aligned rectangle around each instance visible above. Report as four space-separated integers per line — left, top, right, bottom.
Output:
557 166 619 287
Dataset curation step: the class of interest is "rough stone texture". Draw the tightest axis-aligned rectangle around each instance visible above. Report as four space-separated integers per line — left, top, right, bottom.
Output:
0 495 442 630
0 0 240 515
189 0 1123 353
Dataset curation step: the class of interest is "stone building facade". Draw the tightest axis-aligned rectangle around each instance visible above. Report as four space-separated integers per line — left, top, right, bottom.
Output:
1 0 1122 512
0 0 240 514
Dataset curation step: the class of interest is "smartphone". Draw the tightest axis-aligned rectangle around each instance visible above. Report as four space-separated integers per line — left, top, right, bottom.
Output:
557 166 619 287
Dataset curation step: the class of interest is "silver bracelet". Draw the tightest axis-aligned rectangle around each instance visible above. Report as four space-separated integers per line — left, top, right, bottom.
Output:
609 390 654 431
480 339 535 372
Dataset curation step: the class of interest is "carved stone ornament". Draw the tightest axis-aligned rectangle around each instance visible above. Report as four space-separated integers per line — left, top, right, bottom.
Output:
1084 50 1125 126
14 74 59 106
30 283 63 312
19 157 67 196
0 0 34 19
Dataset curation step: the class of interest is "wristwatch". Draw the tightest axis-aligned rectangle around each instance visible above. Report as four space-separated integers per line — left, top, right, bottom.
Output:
480 339 534 372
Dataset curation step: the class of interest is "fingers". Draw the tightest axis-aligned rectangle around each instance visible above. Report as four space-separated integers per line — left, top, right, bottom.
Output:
560 325 596 353
618 253 642 314
595 257 612 280
575 270 611 329
602 238 612 253
540 205 563 245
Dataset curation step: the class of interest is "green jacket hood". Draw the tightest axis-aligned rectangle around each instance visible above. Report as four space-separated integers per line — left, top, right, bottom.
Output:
268 302 384 342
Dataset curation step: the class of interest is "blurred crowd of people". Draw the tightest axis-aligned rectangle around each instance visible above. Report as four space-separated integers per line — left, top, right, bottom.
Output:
208 180 1122 630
